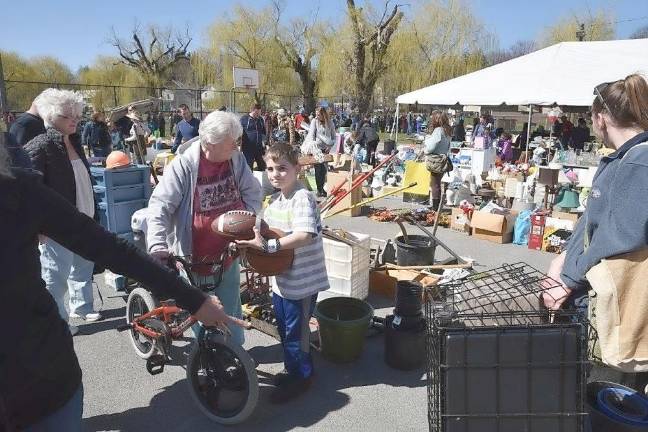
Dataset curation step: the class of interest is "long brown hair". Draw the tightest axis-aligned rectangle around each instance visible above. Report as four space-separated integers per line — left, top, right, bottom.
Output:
429 110 452 137
592 74 648 130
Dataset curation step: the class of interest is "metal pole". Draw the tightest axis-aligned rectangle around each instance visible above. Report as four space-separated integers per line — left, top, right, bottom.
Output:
0 54 7 116
391 102 400 141
525 104 533 163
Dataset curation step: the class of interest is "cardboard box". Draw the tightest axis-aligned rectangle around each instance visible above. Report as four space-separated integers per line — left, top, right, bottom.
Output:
528 213 547 251
542 217 575 253
551 210 581 224
471 211 517 244
326 170 362 217
451 208 471 234
369 269 438 299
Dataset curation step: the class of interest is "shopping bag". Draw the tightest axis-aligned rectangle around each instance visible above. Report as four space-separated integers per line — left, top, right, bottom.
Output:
586 247 648 372
403 161 431 196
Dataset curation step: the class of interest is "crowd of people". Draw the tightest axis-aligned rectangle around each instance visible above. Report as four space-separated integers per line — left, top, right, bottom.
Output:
3 73 648 430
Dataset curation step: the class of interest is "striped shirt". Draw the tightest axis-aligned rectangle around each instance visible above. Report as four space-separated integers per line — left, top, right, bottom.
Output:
264 185 329 300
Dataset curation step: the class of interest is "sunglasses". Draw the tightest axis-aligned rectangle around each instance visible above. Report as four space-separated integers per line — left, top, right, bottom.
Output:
593 81 615 113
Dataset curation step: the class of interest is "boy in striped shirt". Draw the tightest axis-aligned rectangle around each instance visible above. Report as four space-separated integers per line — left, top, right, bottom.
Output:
237 143 329 403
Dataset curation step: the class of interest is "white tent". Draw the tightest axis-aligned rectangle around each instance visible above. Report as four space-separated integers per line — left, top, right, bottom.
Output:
396 39 648 107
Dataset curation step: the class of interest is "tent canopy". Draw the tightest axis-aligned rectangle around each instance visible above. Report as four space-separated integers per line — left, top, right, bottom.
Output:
396 39 648 107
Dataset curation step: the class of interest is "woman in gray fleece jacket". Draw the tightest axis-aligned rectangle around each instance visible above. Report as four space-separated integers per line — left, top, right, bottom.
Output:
147 111 262 345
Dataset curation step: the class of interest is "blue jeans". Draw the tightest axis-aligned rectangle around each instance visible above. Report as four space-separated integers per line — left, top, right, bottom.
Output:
25 384 83 432
39 238 95 321
189 260 244 345
273 294 317 379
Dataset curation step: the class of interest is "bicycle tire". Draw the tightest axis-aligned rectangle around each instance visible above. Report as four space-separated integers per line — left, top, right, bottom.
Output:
186 333 259 425
126 288 159 359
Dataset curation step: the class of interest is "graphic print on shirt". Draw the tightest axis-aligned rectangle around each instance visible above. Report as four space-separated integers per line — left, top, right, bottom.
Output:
196 174 240 214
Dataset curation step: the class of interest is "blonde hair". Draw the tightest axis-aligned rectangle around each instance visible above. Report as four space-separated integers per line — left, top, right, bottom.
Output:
34 88 85 128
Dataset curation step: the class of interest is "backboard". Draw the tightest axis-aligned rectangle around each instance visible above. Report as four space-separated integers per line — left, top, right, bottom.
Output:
233 67 260 89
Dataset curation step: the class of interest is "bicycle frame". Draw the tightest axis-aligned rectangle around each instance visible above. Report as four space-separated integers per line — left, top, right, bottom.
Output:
130 303 196 340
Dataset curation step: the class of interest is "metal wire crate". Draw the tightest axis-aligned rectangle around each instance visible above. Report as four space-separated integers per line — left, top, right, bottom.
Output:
425 263 589 432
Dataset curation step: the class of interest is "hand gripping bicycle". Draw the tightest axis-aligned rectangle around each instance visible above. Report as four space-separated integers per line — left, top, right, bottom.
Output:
117 255 258 425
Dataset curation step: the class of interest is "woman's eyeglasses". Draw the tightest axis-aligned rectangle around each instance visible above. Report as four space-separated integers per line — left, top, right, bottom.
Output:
593 81 614 113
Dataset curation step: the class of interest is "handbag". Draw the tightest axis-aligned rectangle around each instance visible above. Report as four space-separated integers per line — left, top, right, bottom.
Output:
425 154 453 175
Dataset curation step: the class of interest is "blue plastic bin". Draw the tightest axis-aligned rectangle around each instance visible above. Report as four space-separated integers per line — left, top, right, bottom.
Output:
93 184 150 205
97 199 148 234
91 165 149 188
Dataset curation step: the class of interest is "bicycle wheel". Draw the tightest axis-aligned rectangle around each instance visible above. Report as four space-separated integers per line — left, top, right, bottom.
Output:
126 288 159 359
186 333 259 425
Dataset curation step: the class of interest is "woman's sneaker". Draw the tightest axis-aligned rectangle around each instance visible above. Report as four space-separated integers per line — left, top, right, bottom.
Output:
69 311 102 322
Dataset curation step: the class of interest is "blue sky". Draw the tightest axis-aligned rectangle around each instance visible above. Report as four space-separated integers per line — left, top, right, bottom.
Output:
2 0 647 71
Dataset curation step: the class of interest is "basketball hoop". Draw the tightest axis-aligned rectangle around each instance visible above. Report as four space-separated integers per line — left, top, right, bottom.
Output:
244 85 256 98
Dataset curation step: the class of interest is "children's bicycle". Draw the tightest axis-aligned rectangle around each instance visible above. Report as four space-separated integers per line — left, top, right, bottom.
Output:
118 255 258 425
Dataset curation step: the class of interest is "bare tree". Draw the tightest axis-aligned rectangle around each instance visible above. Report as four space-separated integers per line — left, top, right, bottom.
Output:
346 0 404 116
110 24 192 93
486 40 537 66
273 1 323 114
630 25 648 39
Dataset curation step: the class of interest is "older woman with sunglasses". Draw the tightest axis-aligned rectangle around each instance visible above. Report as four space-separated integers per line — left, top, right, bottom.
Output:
24 89 102 334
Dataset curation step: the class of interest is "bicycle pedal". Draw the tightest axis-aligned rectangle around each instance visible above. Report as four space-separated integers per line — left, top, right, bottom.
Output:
146 354 167 375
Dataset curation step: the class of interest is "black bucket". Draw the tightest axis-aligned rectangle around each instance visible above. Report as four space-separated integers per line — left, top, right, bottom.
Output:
395 235 435 266
394 280 423 318
384 314 426 370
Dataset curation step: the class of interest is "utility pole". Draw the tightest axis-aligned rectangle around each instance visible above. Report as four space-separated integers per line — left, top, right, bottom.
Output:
0 53 7 115
576 23 586 41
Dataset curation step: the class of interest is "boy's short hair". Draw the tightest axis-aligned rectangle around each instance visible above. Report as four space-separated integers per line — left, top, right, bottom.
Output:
265 143 300 166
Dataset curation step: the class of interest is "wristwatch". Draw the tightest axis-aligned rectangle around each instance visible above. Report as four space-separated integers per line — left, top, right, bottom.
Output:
261 238 269 253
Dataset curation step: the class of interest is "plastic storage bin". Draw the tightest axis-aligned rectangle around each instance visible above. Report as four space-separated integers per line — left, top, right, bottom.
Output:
90 165 150 188
320 232 370 300
93 184 150 205
97 199 148 234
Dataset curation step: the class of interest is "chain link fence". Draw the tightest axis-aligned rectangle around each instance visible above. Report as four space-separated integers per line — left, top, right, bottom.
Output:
3 80 353 118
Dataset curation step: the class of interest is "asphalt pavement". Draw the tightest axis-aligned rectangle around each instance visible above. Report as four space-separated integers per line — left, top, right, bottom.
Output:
75 195 556 432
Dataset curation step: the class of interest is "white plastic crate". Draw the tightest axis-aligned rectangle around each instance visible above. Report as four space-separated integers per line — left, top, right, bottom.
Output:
323 232 371 279
318 272 370 301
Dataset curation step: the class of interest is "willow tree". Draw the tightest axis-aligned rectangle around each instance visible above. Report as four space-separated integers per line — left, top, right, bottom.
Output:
205 4 299 108
373 0 489 108
346 0 404 116
539 10 615 47
1 51 74 111
109 24 192 94
78 56 145 109
273 1 326 114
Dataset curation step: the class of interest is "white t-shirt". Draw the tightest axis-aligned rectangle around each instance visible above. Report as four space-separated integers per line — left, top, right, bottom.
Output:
71 159 95 218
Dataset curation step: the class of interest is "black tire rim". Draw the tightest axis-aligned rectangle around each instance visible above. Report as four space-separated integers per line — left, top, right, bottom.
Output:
129 295 154 354
190 343 250 418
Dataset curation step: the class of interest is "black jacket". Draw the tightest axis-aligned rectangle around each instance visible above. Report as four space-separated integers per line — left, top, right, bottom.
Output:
8 112 45 147
24 128 92 206
357 124 379 146
0 169 208 430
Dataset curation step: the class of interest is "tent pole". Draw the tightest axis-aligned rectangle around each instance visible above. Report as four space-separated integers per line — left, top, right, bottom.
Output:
525 104 533 163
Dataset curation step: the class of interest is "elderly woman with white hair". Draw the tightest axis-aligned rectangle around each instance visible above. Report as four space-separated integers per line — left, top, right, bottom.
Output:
24 88 101 334
147 110 262 345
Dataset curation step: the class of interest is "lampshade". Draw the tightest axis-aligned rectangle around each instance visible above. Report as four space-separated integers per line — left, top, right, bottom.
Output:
555 188 580 210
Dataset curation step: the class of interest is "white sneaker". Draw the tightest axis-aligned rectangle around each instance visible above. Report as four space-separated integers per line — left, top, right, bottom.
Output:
70 311 102 322
69 325 79 336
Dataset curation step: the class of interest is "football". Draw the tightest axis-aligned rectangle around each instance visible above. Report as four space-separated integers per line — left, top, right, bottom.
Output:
211 210 268 240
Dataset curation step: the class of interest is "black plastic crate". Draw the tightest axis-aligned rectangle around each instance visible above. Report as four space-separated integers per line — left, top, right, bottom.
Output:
425 263 589 432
